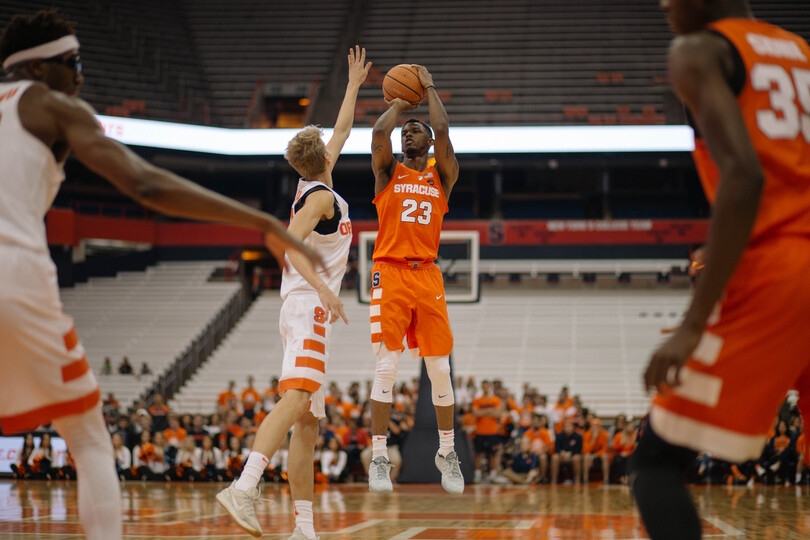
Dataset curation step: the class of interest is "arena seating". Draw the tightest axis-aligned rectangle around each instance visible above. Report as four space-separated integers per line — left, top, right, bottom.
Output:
169 287 687 418
60 262 240 411
4 1 807 127
179 0 352 127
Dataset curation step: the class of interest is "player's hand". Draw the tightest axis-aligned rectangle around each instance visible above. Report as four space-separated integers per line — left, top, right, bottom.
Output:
263 225 326 274
317 284 348 325
644 323 703 394
347 45 372 87
411 64 434 89
385 97 416 112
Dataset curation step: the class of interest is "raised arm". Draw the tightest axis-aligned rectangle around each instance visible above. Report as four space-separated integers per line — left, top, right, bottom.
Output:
324 46 371 172
413 65 459 198
285 190 348 324
644 33 764 393
31 86 323 271
371 98 414 195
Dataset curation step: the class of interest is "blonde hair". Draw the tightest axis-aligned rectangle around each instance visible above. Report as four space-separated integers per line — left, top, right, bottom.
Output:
285 125 327 179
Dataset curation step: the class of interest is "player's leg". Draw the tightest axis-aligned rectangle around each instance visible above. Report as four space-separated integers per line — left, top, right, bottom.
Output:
288 411 319 540
368 263 409 493
424 353 464 493
219 296 325 536
369 345 401 493
52 406 122 540
629 421 700 540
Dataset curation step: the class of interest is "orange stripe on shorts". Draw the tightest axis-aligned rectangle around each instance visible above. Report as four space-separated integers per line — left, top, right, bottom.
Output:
370 315 381 323
63 327 79 351
62 356 90 383
279 378 321 393
313 325 326 337
295 356 325 372
303 339 325 354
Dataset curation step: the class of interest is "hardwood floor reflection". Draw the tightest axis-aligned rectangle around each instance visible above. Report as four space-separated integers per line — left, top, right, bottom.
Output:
0 480 808 538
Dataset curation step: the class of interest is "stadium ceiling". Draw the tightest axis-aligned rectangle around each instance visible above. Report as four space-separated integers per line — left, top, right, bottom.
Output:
97 115 694 156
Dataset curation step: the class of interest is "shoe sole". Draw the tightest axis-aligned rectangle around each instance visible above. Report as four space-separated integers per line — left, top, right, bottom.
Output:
368 481 393 493
216 491 262 538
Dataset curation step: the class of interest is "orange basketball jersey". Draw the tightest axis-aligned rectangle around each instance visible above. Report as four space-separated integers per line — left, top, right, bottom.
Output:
372 161 448 262
694 19 810 243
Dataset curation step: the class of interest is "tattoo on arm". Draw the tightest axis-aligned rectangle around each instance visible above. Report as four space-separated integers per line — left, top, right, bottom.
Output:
373 144 383 153
445 146 452 159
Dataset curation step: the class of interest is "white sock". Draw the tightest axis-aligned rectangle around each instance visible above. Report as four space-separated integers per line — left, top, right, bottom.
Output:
293 500 316 539
438 429 455 457
236 451 269 492
53 406 122 540
797 473 802 483
372 435 388 460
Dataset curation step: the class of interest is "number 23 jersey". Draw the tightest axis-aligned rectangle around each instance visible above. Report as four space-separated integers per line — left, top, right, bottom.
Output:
694 19 810 243
372 161 449 262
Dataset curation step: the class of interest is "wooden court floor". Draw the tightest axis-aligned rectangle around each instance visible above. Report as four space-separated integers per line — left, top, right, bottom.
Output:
1 480 809 539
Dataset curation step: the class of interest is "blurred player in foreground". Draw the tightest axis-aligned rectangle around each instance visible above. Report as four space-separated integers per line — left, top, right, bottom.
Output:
0 9 322 540
632 1 810 538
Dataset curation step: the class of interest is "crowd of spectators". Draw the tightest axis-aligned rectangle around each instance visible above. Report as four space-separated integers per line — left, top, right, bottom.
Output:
9 376 808 488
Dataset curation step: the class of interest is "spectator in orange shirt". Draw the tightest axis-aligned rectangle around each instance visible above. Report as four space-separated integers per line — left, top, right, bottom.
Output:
582 418 610 484
217 381 237 410
472 380 505 482
523 414 554 482
163 415 188 449
611 420 637 485
553 386 576 433
241 375 261 420
148 393 170 432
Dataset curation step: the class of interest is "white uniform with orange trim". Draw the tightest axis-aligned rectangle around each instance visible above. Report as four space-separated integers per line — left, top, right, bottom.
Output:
0 80 99 433
278 179 351 418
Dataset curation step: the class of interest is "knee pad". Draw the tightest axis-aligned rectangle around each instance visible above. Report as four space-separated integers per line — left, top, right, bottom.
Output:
371 346 400 403
425 355 454 406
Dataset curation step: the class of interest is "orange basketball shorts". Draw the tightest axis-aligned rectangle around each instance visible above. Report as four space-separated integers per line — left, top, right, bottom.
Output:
369 260 453 358
0 246 99 434
651 236 810 463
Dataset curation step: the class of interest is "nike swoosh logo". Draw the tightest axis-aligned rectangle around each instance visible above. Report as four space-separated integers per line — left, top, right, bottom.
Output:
398 175 408 179
438 394 448 399
436 295 443 300
382 389 390 393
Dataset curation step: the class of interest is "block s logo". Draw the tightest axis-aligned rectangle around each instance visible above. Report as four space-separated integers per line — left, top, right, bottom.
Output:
371 271 381 287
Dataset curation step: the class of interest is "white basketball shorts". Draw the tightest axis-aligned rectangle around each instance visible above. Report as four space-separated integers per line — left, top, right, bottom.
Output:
0 246 99 433
278 293 332 419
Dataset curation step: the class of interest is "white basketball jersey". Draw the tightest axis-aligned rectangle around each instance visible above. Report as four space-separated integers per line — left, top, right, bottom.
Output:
0 81 66 253
280 179 352 300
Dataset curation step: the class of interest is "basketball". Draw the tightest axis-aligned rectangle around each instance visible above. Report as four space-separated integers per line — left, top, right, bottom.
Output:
383 64 424 105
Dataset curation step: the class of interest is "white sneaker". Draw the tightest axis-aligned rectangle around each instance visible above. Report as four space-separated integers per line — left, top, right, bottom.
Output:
216 480 263 537
288 526 319 540
368 456 394 493
435 451 465 494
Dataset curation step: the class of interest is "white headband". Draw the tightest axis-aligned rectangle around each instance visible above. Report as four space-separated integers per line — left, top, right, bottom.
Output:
2 34 80 71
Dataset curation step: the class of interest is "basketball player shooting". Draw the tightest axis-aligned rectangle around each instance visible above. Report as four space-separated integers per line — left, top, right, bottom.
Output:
216 46 370 539
367 65 464 495
630 1 810 539
0 9 322 540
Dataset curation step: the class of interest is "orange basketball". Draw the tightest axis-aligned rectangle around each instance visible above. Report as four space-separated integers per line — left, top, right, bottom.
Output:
382 64 424 105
